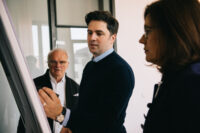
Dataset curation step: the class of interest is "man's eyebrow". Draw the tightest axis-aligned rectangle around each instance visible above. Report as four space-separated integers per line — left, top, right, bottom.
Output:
95 30 103 33
88 29 103 32
87 29 104 33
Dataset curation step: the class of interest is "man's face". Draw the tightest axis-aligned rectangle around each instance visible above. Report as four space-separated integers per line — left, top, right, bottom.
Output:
87 20 116 57
48 50 68 81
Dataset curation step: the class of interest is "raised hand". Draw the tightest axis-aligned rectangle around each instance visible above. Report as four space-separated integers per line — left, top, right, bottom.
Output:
39 87 63 120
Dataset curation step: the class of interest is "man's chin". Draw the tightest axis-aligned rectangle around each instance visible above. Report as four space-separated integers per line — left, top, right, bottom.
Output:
89 50 98 56
53 73 62 77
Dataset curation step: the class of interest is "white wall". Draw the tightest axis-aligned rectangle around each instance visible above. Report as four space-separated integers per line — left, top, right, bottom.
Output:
115 0 161 132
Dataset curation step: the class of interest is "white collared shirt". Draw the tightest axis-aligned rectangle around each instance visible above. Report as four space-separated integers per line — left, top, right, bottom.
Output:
49 73 66 133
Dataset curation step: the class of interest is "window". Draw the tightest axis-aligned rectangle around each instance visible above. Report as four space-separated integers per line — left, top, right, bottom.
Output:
6 0 50 79
53 0 113 83
57 28 92 83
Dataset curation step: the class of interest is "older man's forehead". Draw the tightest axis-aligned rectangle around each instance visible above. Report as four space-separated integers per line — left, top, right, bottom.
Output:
51 51 67 59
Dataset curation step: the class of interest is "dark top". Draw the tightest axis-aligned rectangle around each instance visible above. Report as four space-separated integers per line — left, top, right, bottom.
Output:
17 69 79 133
143 61 200 133
67 51 135 133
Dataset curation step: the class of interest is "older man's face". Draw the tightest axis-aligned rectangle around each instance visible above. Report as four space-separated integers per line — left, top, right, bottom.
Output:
48 50 68 82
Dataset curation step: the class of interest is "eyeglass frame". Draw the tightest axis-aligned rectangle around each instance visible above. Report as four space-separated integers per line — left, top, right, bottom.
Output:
48 60 68 66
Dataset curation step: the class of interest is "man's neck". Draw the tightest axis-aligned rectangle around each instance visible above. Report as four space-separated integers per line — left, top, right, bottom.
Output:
54 77 62 83
49 73 65 83
93 48 114 62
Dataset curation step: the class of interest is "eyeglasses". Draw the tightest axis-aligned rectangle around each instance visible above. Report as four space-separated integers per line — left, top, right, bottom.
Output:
49 60 67 66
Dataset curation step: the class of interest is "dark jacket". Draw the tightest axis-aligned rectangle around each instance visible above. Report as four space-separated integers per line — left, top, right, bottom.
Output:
143 61 200 133
17 69 79 132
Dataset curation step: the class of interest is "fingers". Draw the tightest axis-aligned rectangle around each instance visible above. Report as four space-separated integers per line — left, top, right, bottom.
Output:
43 87 59 102
38 87 62 120
38 88 53 105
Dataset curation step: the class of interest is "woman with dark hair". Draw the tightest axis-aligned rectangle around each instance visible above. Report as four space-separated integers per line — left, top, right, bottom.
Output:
139 0 200 132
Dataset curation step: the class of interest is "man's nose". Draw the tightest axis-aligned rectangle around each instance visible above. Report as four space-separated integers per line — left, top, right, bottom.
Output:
90 33 97 40
55 62 62 67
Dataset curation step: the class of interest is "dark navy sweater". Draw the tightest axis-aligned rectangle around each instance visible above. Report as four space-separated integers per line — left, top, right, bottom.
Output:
68 51 134 133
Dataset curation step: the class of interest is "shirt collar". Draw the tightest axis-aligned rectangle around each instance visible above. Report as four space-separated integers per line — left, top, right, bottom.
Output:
49 72 65 83
93 48 114 62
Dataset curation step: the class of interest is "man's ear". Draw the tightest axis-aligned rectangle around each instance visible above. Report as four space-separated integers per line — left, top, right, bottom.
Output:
66 61 69 69
111 34 117 43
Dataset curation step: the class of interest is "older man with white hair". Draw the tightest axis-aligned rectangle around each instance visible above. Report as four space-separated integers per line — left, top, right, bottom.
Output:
17 48 79 133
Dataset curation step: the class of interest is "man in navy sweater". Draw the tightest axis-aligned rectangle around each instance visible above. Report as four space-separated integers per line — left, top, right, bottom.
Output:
39 11 135 133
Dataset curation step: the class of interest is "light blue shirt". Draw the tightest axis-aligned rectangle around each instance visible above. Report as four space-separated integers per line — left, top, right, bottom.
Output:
63 48 114 126
93 48 114 62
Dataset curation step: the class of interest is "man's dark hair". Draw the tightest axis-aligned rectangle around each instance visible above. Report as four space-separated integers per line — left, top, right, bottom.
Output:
85 10 119 35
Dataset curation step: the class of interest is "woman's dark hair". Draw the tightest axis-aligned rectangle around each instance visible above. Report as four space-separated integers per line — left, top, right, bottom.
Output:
85 10 119 35
144 0 200 73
